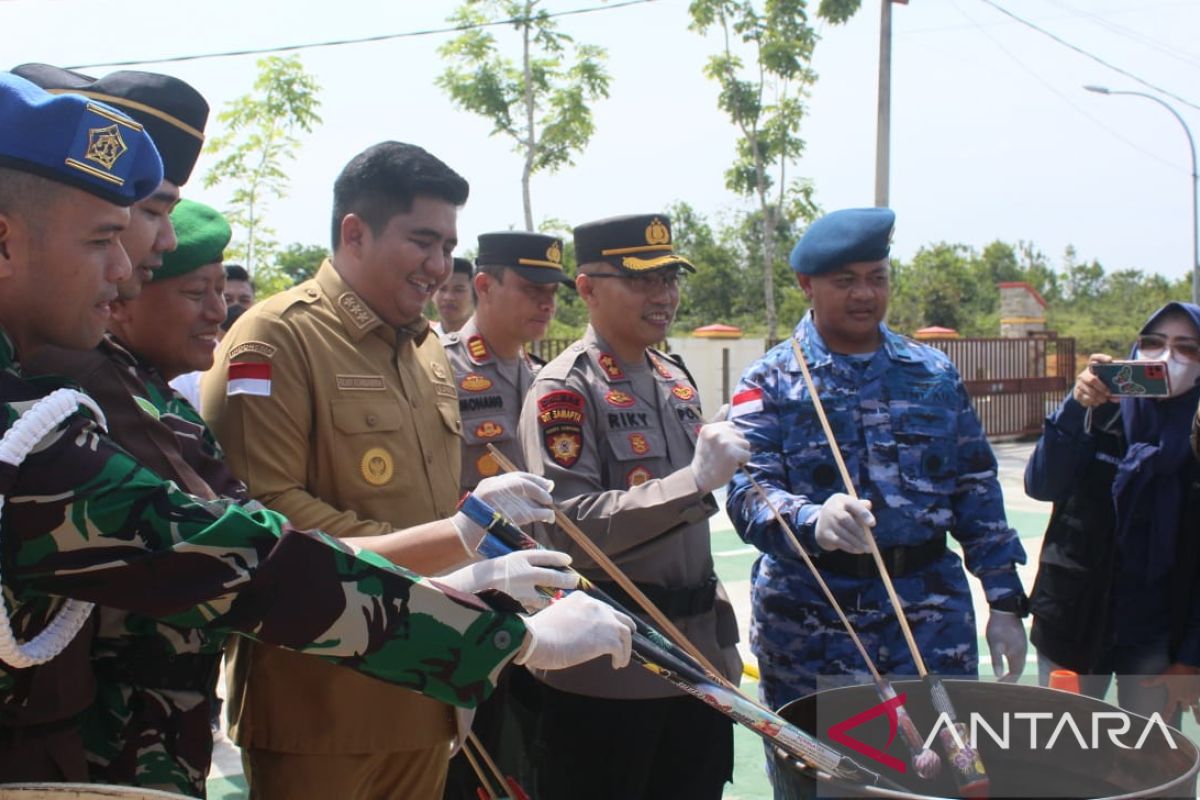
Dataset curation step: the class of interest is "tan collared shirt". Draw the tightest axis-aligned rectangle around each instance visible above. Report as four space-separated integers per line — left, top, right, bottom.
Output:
203 260 463 754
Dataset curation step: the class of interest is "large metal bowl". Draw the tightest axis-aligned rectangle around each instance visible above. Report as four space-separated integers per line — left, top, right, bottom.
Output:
770 680 1200 799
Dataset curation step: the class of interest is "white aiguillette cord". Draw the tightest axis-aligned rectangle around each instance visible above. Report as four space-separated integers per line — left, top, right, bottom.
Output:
0 388 105 667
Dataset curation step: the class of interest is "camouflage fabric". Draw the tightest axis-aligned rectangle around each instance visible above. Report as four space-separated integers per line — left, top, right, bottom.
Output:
0 326 527 734
71 337 248 796
726 313 1025 707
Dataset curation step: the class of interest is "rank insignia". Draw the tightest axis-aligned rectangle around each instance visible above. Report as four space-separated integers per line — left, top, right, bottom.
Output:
627 466 653 487
672 384 696 401
461 373 493 393
605 389 635 408
649 354 674 380
475 421 504 440
361 447 394 486
629 432 650 455
597 353 624 381
476 452 501 478
538 389 585 468
467 335 490 362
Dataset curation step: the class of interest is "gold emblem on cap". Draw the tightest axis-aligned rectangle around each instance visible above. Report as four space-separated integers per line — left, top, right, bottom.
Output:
85 124 128 170
361 447 394 486
546 241 563 265
645 218 670 247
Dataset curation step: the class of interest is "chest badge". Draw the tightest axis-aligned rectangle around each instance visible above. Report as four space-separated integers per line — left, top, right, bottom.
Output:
361 447 394 486
672 384 696 401
626 466 653 487
461 373 493 393
605 389 635 408
476 452 501 478
629 432 650 455
475 421 505 440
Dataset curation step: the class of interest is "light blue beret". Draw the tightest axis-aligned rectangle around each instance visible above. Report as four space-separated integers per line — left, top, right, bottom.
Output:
789 207 895 275
0 72 163 206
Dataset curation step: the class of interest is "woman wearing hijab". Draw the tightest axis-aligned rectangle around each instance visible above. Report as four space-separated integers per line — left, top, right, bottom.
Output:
1026 302 1200 724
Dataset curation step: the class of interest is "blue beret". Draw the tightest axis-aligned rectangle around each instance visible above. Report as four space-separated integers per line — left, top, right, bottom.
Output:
789 207 896 275
0 72 163 206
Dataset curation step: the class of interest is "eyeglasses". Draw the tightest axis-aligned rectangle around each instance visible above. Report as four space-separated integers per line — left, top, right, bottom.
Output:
1136 334 1200 363
586 272 681 293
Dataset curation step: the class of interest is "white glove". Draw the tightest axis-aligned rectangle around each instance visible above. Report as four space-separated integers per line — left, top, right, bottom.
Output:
515 591 635 671
986 609 1028 682
814 493 875 553
690 404 751 493
438 550 580 612
450 472 556 556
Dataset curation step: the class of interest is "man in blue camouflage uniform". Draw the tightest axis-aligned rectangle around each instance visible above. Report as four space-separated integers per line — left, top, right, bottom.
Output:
0 72 634 788
726 208 1029 720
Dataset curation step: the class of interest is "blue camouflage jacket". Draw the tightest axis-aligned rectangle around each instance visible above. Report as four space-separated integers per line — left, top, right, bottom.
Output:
726 313 1025 602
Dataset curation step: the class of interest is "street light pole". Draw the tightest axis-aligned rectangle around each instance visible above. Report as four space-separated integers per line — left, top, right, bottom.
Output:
1085 84 1200 304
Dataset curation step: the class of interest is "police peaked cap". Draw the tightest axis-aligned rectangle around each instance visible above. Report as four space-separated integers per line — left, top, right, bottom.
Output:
790 207 896 275
451 257 473 277
476 231 574 286
573 213 695 274
155 199 231 281
0 72 162 206
12 63 208 187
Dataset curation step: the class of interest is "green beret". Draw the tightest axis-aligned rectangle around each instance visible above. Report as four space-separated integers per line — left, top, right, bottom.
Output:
156 199 231 281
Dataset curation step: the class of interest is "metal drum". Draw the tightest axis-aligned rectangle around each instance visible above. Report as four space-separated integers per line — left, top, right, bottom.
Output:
770 680 1200 799
0 785 193 800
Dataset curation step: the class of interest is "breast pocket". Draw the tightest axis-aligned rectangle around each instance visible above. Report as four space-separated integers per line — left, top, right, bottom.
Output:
891 406 957 495
330 400 407 489
605 428 666 488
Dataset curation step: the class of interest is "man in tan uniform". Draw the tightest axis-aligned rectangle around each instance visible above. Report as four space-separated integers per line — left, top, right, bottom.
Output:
442 231 573 490
440 231 572 799
203 142 582 799
518 214 750 799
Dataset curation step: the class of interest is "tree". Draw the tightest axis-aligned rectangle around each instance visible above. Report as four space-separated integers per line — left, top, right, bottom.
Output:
259 242 330 297
204 55 322 279
687 0 828 341
438 0 610 230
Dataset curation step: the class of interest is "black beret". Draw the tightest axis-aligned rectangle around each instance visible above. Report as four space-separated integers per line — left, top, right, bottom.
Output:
573 214 694 273
790 207 895 275
0 72 162 206
476 231 573 286
12 63 208 187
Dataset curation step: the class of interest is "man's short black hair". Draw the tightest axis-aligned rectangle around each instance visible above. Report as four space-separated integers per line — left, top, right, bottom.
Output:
330 142 470 251
224 263 251 284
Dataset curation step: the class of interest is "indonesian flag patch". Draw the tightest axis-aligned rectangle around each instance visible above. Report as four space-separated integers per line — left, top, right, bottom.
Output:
730 387 763 418
227 362 272 397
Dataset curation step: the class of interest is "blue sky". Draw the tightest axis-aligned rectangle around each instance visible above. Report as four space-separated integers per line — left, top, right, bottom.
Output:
6 0 1198 281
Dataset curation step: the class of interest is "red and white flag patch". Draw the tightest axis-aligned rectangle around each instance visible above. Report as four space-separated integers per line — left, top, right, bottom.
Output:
227 362 272 397
730 387 763 418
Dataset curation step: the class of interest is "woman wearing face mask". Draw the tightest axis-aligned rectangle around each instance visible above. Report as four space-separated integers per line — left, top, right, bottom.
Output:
1025 302 1200 725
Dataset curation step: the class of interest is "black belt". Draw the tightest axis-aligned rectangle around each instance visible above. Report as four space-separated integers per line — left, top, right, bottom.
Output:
94 652 221 692
814 535 946 579
592 574 718 618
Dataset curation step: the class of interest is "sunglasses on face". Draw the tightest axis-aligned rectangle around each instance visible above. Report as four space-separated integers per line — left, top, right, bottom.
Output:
1137 333 1200 362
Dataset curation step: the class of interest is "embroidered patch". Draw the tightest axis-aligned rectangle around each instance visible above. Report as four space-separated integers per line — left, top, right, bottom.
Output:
605 389 635 408
361 447 394 485
430 362 448 381
228 340 277 360
731 387 764 418
336 374 386 391
338 293 377 329
649 354 674 380
475 421 504 440
537 389 585 468
461 374 493 393
627 466 653 487
434 383 458 399
629 432 650 455
597 353 625 381
476 451 501 478
672 384 696 401
227 362 271 397
467 335 490 362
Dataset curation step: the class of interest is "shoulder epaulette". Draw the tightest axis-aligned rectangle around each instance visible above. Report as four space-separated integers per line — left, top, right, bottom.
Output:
535 340 588 382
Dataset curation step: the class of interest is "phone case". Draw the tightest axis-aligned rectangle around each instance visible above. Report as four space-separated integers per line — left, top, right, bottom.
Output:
1091 361 1171 397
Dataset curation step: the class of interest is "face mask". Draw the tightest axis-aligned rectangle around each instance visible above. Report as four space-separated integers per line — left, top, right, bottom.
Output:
1136 347 1200 398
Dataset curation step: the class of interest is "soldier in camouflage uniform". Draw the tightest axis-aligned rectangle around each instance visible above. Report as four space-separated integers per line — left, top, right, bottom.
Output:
726 208 1030 723
0 72 634 791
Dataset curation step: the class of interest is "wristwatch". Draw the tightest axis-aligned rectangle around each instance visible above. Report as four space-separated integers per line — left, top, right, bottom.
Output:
989 592 1030 618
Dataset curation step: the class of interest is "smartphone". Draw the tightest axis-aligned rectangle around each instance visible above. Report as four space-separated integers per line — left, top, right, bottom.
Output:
1090 360 1171 397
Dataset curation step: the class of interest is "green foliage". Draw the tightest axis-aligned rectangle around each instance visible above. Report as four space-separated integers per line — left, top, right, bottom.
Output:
438 0 610 230
204 56 322 278
687 0 822 340
250 242 329 298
